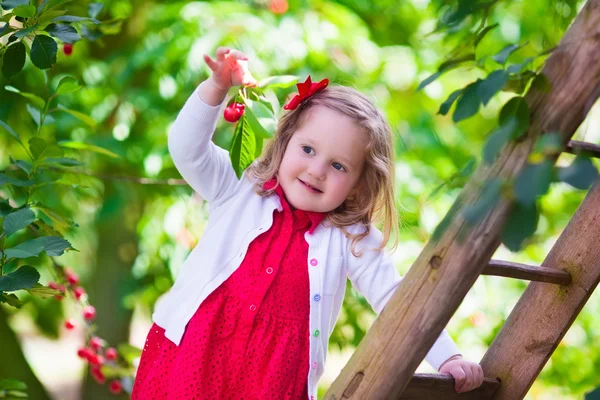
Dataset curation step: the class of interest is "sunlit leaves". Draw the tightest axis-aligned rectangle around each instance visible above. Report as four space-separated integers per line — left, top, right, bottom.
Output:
3 207 35 237
30 35 58 69
5 85 46 109
55 76 82 95
502 202 539 251
492 44 522 65
0 265 40 292
514 160 554 205
482 97 530 164
557 157 599 190
45 23 81 43
230 116 256 178
1 41 26 79
4 236 72 259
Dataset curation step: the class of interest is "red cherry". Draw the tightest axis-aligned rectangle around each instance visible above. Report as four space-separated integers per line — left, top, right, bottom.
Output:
65 319 76 330
63 43 73 56
91 366 106 384
88 353 105 366
74 286 86 300
105 347 118 361
109 380 122 394
83 305 96 321
223 102 245 123
48 281 60 290
89 336 103 351
77 347 91 360
65 268 79 285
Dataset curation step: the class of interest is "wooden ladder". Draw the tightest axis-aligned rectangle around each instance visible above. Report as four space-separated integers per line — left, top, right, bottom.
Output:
324 0 600 399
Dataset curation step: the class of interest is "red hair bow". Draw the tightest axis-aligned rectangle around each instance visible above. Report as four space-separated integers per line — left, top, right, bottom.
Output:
283 75 329 110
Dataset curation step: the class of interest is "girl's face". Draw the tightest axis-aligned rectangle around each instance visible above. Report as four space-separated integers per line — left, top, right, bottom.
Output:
277 105 366 213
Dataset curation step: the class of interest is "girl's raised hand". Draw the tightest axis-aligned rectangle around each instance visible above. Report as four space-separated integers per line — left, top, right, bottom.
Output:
438 356 484 393
203 47 257 90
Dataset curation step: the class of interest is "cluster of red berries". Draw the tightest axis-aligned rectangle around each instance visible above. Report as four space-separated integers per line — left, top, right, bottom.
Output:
48 268 124 395
223 102 245 123
77 336 122 394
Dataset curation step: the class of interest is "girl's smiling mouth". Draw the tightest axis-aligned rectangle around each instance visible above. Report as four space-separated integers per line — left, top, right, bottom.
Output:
299 179 323 193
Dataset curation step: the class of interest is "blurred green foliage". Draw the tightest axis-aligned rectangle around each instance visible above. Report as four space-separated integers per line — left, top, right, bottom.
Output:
1 0 600 398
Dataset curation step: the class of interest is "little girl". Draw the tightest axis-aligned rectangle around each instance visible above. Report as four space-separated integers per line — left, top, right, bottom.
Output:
132 47 484 399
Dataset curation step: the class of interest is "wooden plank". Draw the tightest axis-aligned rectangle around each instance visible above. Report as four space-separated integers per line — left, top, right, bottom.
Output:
483 260 571 285
480 180 600 398
397 374 500 400
565 140 600 158
325 1 600 399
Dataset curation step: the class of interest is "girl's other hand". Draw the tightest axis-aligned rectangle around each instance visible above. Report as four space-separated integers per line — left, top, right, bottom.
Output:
203 47 257 90
438 356 485 393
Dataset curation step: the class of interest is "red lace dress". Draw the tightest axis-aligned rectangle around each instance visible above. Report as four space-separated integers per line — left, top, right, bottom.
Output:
132 181 325 400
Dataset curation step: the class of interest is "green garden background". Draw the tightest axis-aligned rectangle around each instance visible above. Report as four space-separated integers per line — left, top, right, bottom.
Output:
1 0 599 398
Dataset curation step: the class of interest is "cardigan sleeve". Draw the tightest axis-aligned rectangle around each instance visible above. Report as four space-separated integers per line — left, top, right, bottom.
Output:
167 81 239 207
345 225 461 371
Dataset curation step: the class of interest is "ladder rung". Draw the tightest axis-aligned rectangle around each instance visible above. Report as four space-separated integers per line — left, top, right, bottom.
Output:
483 260 572 285
565 140 600 158
397 374 500 399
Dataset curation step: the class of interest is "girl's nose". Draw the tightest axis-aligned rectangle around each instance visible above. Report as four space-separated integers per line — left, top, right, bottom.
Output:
307 160 327 180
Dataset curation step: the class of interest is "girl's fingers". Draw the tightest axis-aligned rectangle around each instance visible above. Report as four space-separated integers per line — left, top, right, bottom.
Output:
452 367 466 392
215 47 230 62
203 54 218 72
228 49 249 61
459 366 473 393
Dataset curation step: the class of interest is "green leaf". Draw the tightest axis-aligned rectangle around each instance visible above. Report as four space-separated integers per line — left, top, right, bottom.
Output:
418 54 475 91
230 117 256 179
14 23 39 38
474 24 498 48
463 179 503 225
5 238 46 259
57 104 97 128
557 157 599 190
117 343 142 364
26 283 61 298
0 293 24 308
499 97 530 139
58 141 119 158
0 173 34 188
506 57 534 74
533 133 562 157
38 0 72 14
491 44 521 65
5 85 46 109
1 41 26 79
14 159 32 174
453 81 480 122
477 70 509 106
502 202 539 251
482 117 517 164
242 98 276 138
45 23 80 43
1 0 29 11
55 76 81 95
40 236 72 256
256 75 298 89
36 9 66 27
88 2 103 18
3 207 35 237
438 89 463 116
29 137 64 162
4 236 71 259
417 71 442 91
531 73 552 93
0 199 13 217
26 104 55 126
514 160 554 205
44 157 83 166
0 120 22 145
0 265 40 292
13 4 35 18
52 15 94 23
30 34 58 69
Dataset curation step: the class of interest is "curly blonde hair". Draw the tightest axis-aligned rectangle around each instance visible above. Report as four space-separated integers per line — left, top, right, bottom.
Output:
246 85 398 256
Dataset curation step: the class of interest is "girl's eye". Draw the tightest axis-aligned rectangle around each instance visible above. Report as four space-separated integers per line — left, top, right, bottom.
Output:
302 146 315 155
332 162 346 172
